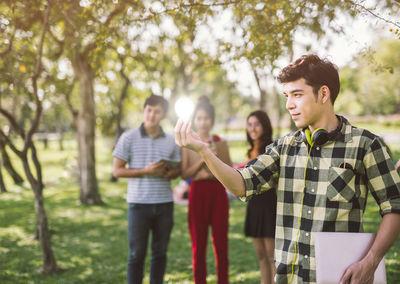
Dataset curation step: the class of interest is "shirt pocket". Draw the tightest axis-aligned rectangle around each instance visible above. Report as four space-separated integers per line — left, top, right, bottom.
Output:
327 166 358 202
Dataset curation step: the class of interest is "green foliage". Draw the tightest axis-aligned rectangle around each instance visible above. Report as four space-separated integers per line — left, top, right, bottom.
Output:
337 38 400 115
3 0 399 138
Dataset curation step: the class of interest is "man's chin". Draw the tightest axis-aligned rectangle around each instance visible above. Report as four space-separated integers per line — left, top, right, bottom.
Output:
144 122 157 128
293 120 306 129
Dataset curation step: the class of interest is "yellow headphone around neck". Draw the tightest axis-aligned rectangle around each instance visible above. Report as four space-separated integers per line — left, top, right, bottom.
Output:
303 128 328 147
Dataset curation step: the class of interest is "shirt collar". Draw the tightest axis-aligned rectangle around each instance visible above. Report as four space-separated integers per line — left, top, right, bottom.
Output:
338 115 353 143
294 115 353 144
139 123 166 138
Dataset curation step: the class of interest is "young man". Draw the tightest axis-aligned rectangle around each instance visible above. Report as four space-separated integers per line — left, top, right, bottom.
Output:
174 55 400 283
113 94 181 284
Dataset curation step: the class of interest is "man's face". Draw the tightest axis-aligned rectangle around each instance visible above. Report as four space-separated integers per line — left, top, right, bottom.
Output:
143 104 165 128
283 78 321 129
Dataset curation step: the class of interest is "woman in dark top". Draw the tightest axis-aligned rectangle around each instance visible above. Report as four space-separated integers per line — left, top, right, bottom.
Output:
241 110 277 284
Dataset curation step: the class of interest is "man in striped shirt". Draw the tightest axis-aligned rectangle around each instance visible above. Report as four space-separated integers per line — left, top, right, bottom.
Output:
113 94 181 284
174 54 400 283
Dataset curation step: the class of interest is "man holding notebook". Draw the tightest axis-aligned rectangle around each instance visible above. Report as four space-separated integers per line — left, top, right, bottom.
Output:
113 94 180 284
174 54 400 283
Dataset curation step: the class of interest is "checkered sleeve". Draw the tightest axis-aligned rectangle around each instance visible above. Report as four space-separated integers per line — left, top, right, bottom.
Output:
237 139 281 201
112 131 131 162
363 136 400 216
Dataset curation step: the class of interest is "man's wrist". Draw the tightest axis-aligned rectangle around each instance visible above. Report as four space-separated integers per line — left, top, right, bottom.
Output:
363 250 381 270
142 168 151 176
198 146 212 159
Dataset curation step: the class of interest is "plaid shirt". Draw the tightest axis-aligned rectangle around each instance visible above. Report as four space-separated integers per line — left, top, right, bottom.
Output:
237 116 400 283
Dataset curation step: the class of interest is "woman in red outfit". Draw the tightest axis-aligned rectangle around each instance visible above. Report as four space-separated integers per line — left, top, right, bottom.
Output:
181 96 232 284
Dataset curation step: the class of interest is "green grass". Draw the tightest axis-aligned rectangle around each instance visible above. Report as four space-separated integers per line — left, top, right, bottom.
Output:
0 138 400 283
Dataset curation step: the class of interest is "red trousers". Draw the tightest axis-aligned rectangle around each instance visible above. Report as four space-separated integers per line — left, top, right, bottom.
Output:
188 180 229 284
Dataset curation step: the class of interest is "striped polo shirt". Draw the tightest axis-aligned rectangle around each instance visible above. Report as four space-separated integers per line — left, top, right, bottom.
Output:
113 123 181 204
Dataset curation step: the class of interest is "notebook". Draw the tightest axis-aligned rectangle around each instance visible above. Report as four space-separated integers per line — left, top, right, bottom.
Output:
314 232 386 284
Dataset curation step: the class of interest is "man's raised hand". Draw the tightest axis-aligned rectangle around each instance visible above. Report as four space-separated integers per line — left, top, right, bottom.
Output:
174 119 208 152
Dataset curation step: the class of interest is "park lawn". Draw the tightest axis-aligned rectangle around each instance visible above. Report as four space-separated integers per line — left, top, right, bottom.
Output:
0 138 399 283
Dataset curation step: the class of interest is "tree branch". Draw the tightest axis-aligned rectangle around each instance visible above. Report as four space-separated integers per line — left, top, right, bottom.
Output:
48 27 65 58
348 0 400 29
129 0 241 22
0 129 22 157
24 1 51 153
0 107 25 138
116 54 130 136
30 141 44 188
0 29 15 56
104 3 126 26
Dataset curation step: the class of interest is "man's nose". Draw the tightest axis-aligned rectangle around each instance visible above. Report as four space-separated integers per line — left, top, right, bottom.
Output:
286 98 294 110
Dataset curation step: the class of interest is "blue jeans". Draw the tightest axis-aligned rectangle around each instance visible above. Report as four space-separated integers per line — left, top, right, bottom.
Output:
127 202 174 284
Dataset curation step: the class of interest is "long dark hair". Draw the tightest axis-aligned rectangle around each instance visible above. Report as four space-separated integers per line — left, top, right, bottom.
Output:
246 110 273 158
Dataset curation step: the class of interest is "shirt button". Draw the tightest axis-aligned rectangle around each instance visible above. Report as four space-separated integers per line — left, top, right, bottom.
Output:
316 147 320 150
308 210 312 214
311 188 315 193
306 232 309 237
304 255 308 259
313 167 317 170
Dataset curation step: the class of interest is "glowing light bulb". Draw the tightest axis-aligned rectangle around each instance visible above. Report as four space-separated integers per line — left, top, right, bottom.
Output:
175 97 194 122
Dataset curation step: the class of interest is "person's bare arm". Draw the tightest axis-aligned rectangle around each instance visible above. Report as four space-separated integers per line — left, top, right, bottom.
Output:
174 119 245 197
181 158 204 180
113 157 166 178
217 139 232 166
339 213 400 284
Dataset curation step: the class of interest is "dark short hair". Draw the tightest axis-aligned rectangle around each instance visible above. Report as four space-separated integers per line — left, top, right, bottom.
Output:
246 110 273 158
144 94 169 113
277 54 340 104
193 95 215 125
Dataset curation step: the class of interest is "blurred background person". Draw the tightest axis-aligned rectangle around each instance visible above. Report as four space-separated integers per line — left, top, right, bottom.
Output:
180 96 232 284
173 178 190 205
237 110 276 284
113 94 181 284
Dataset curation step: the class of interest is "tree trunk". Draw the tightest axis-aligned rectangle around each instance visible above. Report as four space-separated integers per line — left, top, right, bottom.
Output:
0 163 7 193
21 151 60 273
32 182 60 273
259 89 267 110
114 61 130 144
0 139 24 185
72 52 102 205
58 131 64 151
54 106 64 151
250 62 268 110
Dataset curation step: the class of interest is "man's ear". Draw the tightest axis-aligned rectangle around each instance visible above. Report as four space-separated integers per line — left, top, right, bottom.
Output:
319 85 331 104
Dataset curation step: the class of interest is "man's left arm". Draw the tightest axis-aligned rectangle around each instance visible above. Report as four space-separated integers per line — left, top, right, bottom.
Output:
340 213 400 284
